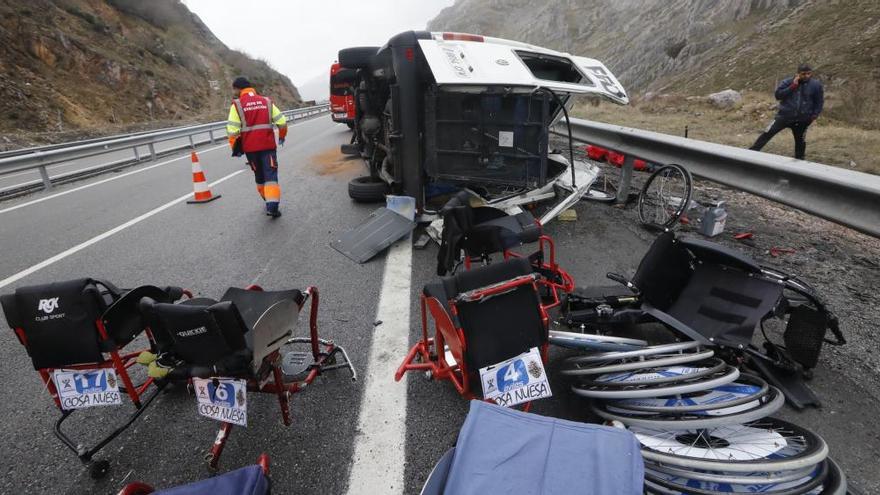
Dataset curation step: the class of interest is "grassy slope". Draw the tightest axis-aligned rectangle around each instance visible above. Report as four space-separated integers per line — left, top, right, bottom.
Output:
0 0 301 146
572 93 879 174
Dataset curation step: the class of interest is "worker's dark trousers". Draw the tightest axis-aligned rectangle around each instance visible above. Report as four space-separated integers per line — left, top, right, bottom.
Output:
245 149 280 214
750 118 811 160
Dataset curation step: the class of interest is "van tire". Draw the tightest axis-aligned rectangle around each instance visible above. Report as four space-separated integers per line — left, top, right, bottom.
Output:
348 176 388 202
339 47 380 70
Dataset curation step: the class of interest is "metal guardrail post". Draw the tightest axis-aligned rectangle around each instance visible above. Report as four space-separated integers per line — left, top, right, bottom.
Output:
188 135 195 149
617 155 635 204
133 146 140 162
38 166 52 190
148 143 156 161
208 129 215 144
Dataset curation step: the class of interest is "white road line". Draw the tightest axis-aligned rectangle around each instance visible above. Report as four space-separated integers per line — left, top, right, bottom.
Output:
0 169 245 290
345 237 412 495
0 117 328 216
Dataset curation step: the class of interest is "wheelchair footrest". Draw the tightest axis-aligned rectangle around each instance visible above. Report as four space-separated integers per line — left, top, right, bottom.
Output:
282 351 315 377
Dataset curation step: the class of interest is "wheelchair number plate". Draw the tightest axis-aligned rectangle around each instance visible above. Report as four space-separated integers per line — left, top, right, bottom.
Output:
52 369 122 410
193 378 247 427
480 347 552 408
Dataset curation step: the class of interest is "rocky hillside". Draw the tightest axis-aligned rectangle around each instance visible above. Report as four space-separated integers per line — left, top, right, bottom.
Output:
0 0 301 136
429 0 880 128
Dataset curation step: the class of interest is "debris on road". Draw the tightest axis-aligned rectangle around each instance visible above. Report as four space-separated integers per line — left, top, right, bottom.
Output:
558 209 578 221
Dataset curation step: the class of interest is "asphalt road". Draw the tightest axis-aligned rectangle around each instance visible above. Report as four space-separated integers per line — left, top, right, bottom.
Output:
0 116 877 494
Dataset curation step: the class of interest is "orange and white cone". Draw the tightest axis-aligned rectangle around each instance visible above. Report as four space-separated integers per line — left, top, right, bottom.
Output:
187 151 221 204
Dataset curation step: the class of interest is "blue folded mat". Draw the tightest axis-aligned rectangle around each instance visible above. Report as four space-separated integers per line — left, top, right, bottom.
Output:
442 401 644 495
155 465 268 495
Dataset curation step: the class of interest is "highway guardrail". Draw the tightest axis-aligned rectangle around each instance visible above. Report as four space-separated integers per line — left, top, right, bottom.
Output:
555 117 880 238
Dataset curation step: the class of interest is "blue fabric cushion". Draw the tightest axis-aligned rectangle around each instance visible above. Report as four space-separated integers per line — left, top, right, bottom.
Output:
155 465 269 495
443 401 644 495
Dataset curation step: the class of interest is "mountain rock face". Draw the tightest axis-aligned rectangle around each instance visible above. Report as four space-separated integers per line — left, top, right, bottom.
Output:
429 0 880 126
0 0 301 133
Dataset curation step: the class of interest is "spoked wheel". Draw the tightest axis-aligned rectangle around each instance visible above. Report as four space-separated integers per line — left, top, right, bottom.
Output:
572 366 740 400
632 417 829 473
594 385 784 429
560 343 713 376
644 459 828 495
609 374 771 414
638 163 692 230
548 329 647 352
564 341 702 365
581 358 727 388
644 461 819 486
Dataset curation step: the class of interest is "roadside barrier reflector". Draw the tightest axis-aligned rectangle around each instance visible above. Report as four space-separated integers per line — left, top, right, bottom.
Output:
187 151 221 204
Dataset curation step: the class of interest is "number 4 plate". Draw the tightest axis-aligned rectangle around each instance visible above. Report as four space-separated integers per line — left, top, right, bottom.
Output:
479 347 552 408
193 378 248 427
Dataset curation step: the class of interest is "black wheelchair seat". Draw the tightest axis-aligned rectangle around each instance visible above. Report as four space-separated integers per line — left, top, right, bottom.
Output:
141 288 305 378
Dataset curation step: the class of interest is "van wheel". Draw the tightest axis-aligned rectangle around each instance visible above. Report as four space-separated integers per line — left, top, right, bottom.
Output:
339 47 380 70
348 176 388 202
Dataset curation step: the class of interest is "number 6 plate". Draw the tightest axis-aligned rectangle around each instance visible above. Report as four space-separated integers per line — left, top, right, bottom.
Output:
193 377 248 427
479 347 552 408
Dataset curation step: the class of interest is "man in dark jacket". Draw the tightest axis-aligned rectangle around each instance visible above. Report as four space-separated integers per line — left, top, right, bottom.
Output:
750 64 824 160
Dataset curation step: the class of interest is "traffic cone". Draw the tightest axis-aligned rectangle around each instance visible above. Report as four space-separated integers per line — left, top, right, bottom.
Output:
187 151 221 204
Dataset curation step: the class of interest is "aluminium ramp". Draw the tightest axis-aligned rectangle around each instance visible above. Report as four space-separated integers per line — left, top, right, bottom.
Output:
331 207 416 263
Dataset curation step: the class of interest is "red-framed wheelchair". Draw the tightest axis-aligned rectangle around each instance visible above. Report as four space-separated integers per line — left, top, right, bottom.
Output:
1 278 355 478
137 284 356 470
396 257 551 407
435 191 574 310
0 279 186 478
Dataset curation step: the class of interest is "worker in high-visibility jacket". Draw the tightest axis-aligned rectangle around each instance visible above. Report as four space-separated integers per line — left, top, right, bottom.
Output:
226 77 288 217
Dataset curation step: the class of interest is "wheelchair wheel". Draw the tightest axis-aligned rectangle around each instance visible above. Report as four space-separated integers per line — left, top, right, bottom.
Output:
593 384 784 429
548 329 647 352
564 341 702 365
572 366 739 399
638 163 692 230
609 374 771 414
632 417 829 473
560 347 714 376
644 459 828 495
644 461 819 486
581 358 727 388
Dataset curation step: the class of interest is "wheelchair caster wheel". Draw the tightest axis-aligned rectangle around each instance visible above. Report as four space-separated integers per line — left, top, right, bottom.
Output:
89 459 110 479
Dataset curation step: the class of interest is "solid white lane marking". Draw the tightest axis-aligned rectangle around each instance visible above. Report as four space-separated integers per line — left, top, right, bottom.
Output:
0 170 245 290
0 117 330 216
345 236 412 495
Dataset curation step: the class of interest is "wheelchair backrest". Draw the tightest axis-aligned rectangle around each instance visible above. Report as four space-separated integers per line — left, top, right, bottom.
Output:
632 232 693 310
142 299 249 367
1 279 106 369
448 258 546 373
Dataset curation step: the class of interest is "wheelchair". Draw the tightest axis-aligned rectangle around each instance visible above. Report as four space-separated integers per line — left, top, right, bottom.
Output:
396 257 551 407
0 279 186 478
1 278 355 477
435 190 574 310
138 283 355 470
558 231 845 408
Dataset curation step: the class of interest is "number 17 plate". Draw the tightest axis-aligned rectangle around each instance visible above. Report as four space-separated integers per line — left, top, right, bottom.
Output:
479 347 552 408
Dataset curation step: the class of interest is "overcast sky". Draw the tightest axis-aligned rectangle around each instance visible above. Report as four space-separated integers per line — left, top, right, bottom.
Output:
182 0 455 101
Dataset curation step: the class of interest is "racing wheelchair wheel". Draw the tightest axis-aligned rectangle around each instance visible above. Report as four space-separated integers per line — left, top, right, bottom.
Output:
638 163 692 230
